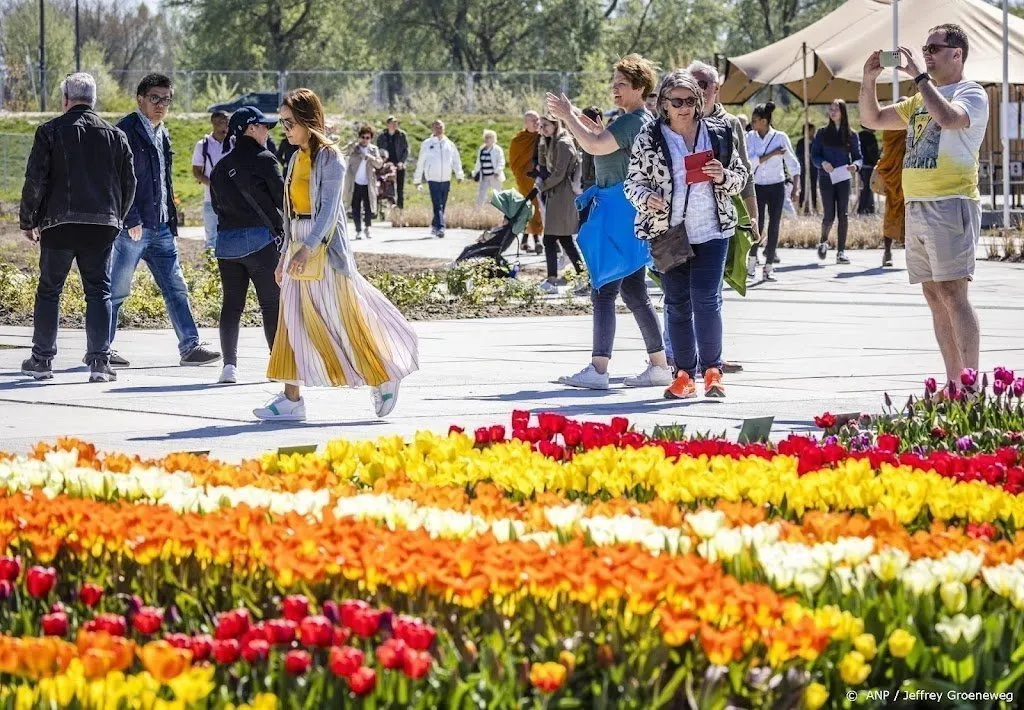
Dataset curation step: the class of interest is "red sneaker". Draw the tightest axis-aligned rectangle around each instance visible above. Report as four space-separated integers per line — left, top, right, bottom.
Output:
704 368 726 398
664 372 697 400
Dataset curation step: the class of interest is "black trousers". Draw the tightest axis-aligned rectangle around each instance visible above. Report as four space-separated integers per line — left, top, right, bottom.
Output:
351 183 372 232
819 175 851 252
217 242 281 366
394 167 406 209
857 165 876 214
751 182 786 262
543 234 583 278
32 243 112 363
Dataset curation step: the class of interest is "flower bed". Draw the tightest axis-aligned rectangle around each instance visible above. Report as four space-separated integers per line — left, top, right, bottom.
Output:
1 369 1023 708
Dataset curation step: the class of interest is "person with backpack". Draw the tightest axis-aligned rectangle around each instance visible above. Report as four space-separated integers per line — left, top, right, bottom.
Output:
208 108 283 385
537 116 583 294
192 110 230 250
625 72 748 400
812 99 863 264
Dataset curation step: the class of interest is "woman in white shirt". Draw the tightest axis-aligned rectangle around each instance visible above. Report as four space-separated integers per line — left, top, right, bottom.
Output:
342 124 384 240
745 102 800 281
473 129 506 206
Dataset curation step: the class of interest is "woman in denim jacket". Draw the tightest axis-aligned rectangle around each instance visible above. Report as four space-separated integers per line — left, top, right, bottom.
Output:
254 89 419 422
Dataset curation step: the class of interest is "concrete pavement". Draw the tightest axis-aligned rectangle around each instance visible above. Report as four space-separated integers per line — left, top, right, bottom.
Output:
2 225 1023 461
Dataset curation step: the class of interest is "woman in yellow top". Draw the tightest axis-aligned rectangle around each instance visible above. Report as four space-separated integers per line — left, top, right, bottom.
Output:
253 89 419 422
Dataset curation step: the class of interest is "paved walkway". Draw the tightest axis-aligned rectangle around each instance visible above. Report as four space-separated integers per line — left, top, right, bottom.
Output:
3 225 1023 460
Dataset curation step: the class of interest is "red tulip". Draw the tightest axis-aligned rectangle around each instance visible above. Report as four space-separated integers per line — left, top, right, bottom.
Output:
333 625 351 646
375 638 407 670
266 619 297 646
329 645 364 678
164 633 191 649
813 412 837 429
511 409 531 429
281 594 309 623
347 666 376 696
474 427 490 445
25 566 56 598
402 649 432 680
349 608 381 639
240 622 270 647
298 615 333 648
190 634 213 662
322 600 341 624
0 556 21 582
876 433 900 453
78 583 103 608
215 609 250 640
487 425 505 442
83 613 127 637
284 649 312 676
610 416 629 434
393 616 436 651
212 639 240 665
448 425 465 436
562 423 582 447
41 611 68 637
241 638 270 664
132 606 163 635
339 600 370 629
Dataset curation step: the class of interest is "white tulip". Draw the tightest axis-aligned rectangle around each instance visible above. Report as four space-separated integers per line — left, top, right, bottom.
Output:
868 548 910 582
935 614 983 645
687 509 726 538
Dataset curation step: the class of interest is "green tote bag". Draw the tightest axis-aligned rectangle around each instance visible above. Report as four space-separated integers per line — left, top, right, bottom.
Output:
725 195 754 297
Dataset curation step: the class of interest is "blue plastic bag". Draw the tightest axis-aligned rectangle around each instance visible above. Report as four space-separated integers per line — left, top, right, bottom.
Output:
575 184 651 290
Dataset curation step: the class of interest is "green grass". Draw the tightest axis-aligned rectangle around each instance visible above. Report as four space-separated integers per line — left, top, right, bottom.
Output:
0 114 523 224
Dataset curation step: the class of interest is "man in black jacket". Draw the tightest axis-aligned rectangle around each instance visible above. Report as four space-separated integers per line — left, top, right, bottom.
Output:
376 116 409 208
19 73 136 383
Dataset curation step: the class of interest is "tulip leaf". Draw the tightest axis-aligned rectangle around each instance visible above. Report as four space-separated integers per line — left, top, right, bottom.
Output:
652 665 689 708
555 699 583 708
993 660 1024 694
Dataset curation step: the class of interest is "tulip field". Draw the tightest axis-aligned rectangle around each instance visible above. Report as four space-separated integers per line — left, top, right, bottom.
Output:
1 367 1023 709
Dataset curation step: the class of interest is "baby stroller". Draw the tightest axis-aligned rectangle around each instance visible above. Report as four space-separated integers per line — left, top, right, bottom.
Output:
454 187 537 277
375 162 398 221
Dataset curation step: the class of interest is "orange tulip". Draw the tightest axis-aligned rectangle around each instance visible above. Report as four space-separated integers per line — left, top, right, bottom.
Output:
139 640 192 683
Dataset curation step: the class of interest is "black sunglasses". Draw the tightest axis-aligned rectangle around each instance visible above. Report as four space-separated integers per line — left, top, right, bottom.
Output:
359 134 372 139
281 118 297 130
922 43 954 55
145 94 173 107
665 96 698 108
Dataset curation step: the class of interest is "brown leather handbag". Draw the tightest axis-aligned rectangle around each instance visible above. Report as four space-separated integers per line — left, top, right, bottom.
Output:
649 185 694 273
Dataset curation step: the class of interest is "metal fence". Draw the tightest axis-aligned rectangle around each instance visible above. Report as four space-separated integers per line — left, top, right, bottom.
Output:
0 68 610 115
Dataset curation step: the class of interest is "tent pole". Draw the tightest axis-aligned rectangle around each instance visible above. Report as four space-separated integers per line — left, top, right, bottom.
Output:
892 0 899 104
802 42 811 216
1002 0 1011 229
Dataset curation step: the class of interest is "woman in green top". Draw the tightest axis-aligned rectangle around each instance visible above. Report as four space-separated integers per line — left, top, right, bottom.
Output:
545 54 670 392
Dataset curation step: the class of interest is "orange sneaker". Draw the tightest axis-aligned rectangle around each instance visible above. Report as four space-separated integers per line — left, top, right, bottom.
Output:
704 368 725 398
664 372 697 400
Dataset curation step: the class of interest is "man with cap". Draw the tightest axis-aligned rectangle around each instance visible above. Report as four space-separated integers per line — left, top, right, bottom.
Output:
376 115 409 209
111 72 220 368
208 107 284 385
192 110 230 250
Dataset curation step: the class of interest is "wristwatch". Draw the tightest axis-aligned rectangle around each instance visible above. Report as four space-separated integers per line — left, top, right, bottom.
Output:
914 72 931 85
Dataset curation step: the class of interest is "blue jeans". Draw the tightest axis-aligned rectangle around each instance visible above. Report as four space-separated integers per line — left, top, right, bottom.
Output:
203 201 218 250
109 224 200 356
427 181 450 232
591 266 663 359
661 238 730 378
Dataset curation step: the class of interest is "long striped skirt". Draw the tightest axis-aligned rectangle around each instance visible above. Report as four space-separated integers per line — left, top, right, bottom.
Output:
266 219 419 388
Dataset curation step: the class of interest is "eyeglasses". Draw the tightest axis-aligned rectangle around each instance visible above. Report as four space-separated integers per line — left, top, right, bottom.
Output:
922 43 954 55
665 96 698 108
145 94 173 107
359 134 371 139
696 80 709 90
281 118 297 131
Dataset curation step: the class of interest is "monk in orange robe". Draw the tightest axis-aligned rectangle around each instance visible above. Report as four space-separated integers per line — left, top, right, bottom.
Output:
875 128 907 267
508 111 543 251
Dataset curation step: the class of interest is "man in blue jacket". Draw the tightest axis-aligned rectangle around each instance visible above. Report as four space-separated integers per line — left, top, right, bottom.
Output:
108 73 219 367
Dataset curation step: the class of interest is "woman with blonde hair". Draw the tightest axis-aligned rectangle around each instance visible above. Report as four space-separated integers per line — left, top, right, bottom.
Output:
254 89 419 421
472 129 505 206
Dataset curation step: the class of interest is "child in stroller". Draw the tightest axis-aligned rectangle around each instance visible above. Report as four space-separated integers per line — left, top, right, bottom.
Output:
375 161 398 221
452 187 537 277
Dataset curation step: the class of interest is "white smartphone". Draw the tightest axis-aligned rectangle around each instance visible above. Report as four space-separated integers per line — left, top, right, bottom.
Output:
879 50 902 68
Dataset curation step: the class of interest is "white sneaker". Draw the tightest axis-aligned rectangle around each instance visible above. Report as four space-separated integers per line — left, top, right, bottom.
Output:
364 227 372 240
746 255 757 278
763 263 777 282
623 362 673 388
354 230 363 241
539 280 559 295
253 393 306 421
371 381 399 417
557 364 610 390
218 364 238 384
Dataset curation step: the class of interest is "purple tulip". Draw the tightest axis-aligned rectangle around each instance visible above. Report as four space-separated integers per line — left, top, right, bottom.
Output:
993 366 1015 385
924 377 938 394
1014 378 1024 398
824 435 839 446
955 436 974 452
960 368 978 388
993 379 1007 396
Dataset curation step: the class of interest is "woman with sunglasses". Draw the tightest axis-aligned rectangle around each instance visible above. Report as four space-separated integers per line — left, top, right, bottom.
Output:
625 72 748 400
254 89 419 422
745 101 800 282
342 124 384 240
812 99 862 264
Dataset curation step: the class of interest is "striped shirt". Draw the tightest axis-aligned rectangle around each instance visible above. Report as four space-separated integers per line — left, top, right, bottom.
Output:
478 147 495 176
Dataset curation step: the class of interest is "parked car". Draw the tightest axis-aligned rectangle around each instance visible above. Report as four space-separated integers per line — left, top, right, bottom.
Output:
208 92 281 115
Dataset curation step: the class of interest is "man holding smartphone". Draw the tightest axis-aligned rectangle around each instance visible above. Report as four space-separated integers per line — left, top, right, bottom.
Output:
859 24 988 390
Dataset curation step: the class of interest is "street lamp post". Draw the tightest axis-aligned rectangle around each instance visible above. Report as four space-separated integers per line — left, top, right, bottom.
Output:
38 0 45 112
75 0 81 73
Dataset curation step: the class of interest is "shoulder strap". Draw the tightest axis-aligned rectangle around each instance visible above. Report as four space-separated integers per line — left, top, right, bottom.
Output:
202 137 211 170
227 167 282 239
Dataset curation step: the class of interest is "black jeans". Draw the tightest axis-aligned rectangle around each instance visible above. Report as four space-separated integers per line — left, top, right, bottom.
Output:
751 182 786 262
351 183 372 232
217 241 281 366
543 234 583 278
819 174 851 252
591 266 663 359
857 165 876 214
32 244 112 363
394 167 406 209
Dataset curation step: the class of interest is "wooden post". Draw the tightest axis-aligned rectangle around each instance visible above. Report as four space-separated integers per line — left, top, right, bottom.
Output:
802 42 811 215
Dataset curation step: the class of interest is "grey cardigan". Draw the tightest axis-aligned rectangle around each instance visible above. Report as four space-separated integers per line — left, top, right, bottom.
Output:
283 145 351 276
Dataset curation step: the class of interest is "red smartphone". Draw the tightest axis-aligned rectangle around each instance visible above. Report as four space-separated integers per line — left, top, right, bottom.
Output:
684 150 714 184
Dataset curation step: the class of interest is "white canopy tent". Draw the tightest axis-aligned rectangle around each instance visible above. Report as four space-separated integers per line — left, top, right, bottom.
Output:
720 0 1023 227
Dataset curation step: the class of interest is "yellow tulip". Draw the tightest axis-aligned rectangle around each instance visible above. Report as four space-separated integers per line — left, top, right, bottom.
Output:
853 633 877 661
804 682 829 710
888 629 916 658
839 651 871 685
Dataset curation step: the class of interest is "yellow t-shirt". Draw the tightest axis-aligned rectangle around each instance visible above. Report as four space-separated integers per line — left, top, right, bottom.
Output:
892 81 988 202
289 149 313 215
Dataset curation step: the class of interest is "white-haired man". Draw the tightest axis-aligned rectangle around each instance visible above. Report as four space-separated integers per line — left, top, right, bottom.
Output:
19 73 137 383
